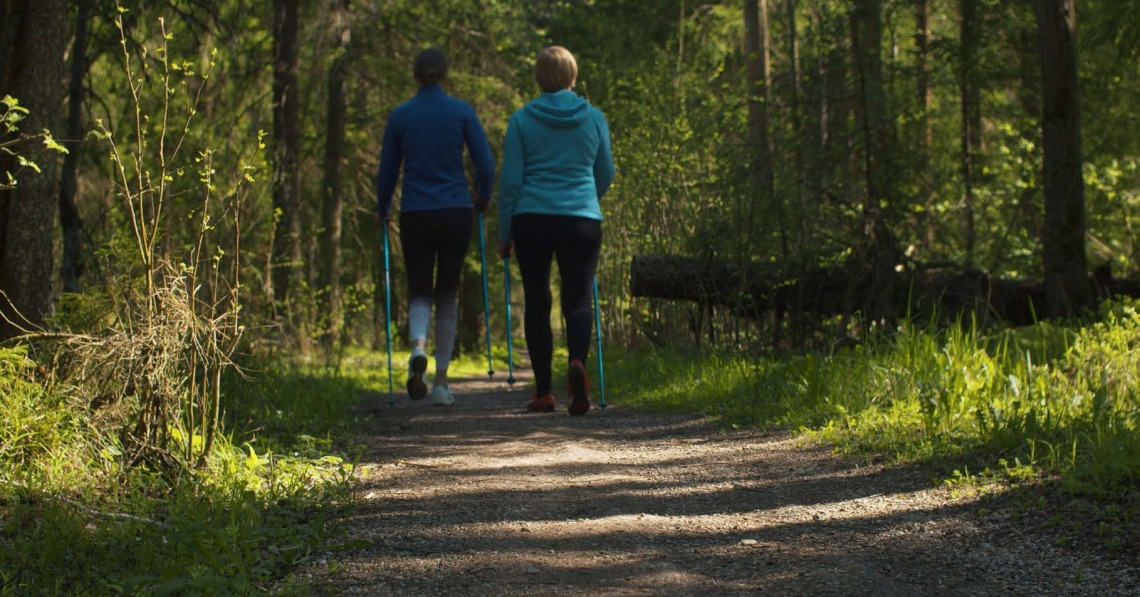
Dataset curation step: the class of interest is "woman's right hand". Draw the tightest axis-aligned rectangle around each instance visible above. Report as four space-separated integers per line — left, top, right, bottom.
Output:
498 240 513 259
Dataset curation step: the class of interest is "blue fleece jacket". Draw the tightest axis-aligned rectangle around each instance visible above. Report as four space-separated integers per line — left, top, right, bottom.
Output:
376 84 495 216
497 89 614 243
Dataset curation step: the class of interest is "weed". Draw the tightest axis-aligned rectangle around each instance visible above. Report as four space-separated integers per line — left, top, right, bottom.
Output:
0 357 362 594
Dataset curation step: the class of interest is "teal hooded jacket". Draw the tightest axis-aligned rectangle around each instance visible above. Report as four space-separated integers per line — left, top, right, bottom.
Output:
497 90 614 243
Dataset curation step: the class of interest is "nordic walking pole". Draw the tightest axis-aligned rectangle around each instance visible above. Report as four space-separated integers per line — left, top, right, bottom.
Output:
503 256 516 387
477 211 495 378
593 276 606 410
382 223 395 408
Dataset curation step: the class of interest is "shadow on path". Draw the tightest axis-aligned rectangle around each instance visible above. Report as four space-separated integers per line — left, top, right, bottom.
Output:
292 372 1137 596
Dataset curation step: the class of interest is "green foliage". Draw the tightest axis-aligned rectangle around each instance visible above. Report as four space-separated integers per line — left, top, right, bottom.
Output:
45 4 263 477
0 95 68 189
612 301 1140 500
0 348 84 472
222 357 370 454
0 8 370 592
2 459 349 595
1085 157 1140 270
0 355 361 595
60 0 1139 354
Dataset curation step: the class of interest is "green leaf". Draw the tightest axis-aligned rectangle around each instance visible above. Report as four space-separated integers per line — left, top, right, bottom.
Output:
16 155 40 174
42 132 69 154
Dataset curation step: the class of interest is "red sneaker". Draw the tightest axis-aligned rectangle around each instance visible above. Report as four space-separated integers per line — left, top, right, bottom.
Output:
527 393 556 412
567 359 591 416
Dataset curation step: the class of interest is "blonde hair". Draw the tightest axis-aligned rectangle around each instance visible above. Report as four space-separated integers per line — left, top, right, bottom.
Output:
534 46 578 92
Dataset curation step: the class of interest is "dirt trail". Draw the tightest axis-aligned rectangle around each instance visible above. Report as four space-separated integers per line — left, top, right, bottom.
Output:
291 371 1138 596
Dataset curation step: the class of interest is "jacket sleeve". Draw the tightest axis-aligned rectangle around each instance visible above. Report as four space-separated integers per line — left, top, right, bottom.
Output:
497 114 524 243
464 106 496 204
375 112 402 217
592 109 615 200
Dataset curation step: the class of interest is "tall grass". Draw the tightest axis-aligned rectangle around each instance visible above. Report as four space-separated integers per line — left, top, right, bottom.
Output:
611 299 1140 498
0 346 365 594
0 348 84 473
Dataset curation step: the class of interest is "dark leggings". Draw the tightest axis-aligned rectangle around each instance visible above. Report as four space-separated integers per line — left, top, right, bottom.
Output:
400 208 473 304
512 214 602 396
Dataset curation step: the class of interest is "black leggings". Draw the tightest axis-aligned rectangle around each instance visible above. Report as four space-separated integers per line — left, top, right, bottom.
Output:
512 214 602 396
400 208 473 304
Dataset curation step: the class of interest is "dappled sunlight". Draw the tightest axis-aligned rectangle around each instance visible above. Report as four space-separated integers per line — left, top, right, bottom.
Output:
351 485 983 546
325 476 1003 595
292 372 1139 595
6 0 1136 592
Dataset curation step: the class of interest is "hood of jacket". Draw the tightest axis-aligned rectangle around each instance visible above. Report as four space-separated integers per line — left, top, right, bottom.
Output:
523 90 590 128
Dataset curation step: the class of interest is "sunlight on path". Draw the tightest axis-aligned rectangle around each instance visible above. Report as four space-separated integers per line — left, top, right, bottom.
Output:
287 375 1138 596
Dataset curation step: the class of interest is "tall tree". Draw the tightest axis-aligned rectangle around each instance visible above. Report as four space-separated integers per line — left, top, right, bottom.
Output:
915 0 936 245
271 0 301 317
785 0 805 245
318 0 349 348
810 3 851 209
850 0 899 320
1034 0 1090 315
0 0 68 339
914 0 932 149
959 0 982 267
743 0 779 255
59 0 94 294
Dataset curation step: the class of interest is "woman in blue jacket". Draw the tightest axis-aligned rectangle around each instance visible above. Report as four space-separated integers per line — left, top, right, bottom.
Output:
377 48 496 406
498 46 615 415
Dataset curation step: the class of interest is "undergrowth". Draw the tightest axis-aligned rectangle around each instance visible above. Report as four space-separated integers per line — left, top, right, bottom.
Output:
0 347 365 595
610 299 1140 503
2 8 368 594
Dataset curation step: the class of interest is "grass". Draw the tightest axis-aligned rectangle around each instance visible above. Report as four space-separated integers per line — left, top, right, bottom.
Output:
5 297 1135 592
608 299 1140 502
0 348 368 595
332 342 529 393
0 12 376 590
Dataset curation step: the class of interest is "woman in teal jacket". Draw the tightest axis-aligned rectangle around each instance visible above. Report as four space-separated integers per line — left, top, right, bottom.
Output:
498 46 614 415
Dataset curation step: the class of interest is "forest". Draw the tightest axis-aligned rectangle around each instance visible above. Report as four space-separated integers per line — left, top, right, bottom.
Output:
1 0 1138 593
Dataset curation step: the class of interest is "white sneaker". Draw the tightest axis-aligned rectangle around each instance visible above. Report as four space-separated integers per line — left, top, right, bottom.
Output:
430 385 455 406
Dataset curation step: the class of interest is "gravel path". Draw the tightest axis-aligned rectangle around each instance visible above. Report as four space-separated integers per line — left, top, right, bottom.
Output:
290 371 1138 596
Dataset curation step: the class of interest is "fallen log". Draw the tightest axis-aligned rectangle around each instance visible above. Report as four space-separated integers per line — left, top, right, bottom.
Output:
629 255 1140 325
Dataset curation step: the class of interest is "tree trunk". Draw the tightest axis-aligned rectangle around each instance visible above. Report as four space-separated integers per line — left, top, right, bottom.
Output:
1034 0 1090 316
318 0 349 348
960 0 981 268
744 0 783 346
58 0 92 295
630 254 1140 327
271 0 302 317
784 0 807 345
915 0 935 246
850 0 899 320
914 0 932 149
812 5 849 207
743 0 780 256
0 0 67 339
786 0 805 246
